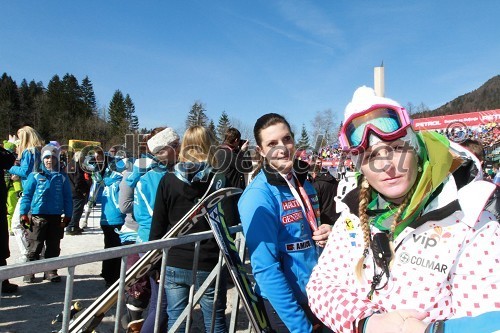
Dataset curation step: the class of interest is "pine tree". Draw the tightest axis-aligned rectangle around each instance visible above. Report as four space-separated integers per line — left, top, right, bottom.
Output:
108 90 128 138
297 124 310 150
81 76 97 116
18 79 44 130
216 111 231 142
0 73 21 138
124 94 139 132
185 101 209 128
45 74 66 139
62 73 85 118
130 115 139 133
208 120 217 143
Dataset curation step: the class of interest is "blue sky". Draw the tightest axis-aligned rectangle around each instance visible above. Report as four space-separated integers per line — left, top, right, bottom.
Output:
1 1 499 136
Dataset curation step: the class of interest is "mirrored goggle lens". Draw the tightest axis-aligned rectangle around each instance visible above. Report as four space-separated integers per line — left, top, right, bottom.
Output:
345 108 403 147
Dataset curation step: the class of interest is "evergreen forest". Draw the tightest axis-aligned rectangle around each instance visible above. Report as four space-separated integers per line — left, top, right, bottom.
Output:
1 72 498 151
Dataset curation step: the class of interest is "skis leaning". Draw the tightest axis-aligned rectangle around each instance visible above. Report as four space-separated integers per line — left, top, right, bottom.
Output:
69 174 239 333
206 201 275 333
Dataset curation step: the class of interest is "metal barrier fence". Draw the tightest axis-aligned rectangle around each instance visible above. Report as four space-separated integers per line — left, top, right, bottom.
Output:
0 225 251 333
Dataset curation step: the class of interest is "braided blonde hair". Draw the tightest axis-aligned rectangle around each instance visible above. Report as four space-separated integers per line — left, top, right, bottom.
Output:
354 177 372 280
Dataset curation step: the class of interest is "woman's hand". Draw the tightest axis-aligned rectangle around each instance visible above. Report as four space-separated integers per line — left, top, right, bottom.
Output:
312 224 332 247
402 318 428 333
365 310 427 333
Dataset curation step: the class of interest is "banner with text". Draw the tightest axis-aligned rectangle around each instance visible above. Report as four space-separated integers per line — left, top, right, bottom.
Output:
412 109 500 130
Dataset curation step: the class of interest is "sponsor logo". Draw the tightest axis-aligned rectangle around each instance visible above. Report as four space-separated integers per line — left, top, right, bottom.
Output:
412 226 451 248
282 211 304 225
399 251 448 274
415 120 441 127
344 216 355 231
412 234 438 249
285 240 312 252
309 195 319 205
282 199 300 211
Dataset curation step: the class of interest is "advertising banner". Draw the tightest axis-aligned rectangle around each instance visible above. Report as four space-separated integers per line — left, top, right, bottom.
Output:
412 109 500 130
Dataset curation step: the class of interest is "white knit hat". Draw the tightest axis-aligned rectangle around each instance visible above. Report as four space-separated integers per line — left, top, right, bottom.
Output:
343 86 401 122
147 127 180 154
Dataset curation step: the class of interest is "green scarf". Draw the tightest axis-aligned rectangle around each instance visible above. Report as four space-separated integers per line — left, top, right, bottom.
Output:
368 131 453 238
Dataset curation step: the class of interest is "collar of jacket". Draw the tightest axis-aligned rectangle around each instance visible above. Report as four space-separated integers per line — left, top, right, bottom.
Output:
174 161 213 185
262 159 310 186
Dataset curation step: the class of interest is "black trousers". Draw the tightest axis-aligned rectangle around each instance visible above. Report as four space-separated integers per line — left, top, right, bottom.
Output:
67 194 86 230
101 224 122 284
27 215 64 261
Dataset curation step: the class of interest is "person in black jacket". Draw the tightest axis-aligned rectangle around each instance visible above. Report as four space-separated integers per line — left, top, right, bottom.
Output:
66 151 91 235
214 127 253 189
0 145 18 293
311 158 340 226
150 126 237 333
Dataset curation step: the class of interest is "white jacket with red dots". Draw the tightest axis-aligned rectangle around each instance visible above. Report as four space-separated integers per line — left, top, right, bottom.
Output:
306 175 499 332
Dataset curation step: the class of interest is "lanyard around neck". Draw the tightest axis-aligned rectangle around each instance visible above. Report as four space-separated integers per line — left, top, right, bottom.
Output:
282 172 318 232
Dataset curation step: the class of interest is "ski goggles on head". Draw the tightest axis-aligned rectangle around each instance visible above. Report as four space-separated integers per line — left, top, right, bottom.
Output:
339 104 412 153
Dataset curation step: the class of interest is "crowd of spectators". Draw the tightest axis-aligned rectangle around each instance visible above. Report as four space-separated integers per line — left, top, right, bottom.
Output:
299 123 499 169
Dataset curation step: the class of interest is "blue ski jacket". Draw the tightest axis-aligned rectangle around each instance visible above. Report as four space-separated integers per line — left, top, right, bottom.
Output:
20 165 73 217
100 170 125 226
9 148 40 189
238 161 321 333
134 162 167 243
126 155 156 188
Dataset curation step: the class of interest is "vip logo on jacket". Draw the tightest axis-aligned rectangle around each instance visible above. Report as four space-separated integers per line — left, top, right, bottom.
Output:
412 226 452 249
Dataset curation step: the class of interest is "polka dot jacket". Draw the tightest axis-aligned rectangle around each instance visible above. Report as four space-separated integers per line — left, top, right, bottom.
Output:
306 178 499 332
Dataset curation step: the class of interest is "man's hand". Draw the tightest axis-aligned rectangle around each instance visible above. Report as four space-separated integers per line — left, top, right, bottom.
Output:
240 140 249 151
20 215 32 232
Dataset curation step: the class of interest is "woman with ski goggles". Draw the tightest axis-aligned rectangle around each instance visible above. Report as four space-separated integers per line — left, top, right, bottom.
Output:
307 86 499 333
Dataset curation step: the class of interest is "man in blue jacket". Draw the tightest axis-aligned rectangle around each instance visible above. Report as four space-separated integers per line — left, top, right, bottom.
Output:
20 144 73 283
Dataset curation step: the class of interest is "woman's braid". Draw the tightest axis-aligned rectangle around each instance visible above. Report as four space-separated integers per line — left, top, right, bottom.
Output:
355 177 372 280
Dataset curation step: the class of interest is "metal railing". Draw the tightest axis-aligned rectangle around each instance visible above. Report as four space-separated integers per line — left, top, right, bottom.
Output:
0 225 251 333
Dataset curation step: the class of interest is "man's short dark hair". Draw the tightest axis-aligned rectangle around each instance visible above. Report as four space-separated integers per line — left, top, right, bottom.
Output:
460 139 484 161
224 127 241 144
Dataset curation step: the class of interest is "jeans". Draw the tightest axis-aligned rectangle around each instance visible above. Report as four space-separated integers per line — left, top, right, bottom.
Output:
141 276 168 333
165 266 227 333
